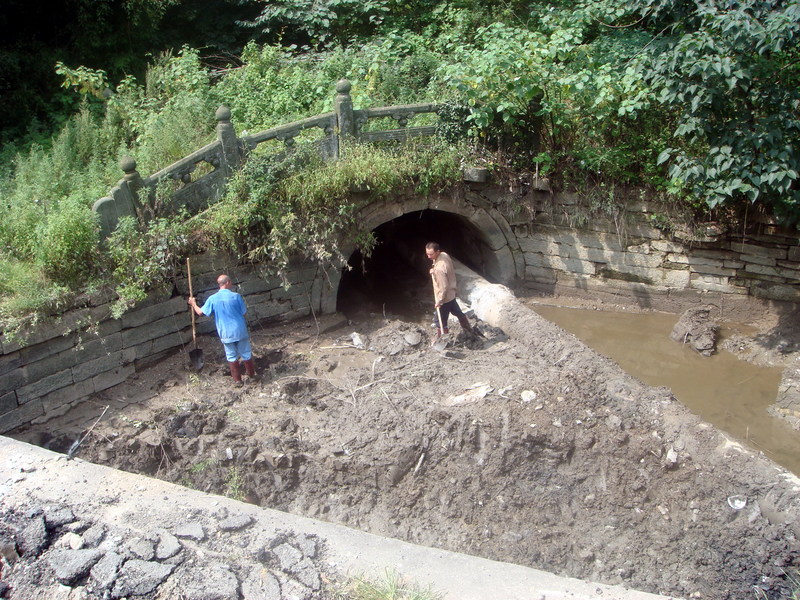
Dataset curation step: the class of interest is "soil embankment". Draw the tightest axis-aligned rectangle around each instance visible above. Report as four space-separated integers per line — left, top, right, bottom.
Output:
9 290 800 600
1 435 678 600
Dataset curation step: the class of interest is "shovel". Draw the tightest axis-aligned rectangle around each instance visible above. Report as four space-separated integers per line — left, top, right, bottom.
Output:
186 258 205 370
430 305 448 353
429 271 448 353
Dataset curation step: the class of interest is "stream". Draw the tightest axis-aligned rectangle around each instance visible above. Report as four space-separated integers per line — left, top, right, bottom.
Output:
528 303 799 476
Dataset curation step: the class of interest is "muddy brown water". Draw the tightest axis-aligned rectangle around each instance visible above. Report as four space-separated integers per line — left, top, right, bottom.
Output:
528 303 798 475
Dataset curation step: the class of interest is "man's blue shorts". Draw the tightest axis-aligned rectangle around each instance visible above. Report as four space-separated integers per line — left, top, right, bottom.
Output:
222 337 252 362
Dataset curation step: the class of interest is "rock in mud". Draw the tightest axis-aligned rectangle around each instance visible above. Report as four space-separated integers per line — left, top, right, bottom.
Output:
156 530 182 559
404 331 422 346
60 531 83 549
241 567 282 600
90 551 124 589
43 505 76 528
112 558 175 597
81 523 106 548
174 522 206 541
127 536 156 560
387 446 420 485
670 306 719 356
178 564 240 599
219 514 254 531
272 542 303 571
46 548 103 584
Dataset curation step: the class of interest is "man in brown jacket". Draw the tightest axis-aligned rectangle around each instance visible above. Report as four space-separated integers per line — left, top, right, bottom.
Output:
426 242 474 337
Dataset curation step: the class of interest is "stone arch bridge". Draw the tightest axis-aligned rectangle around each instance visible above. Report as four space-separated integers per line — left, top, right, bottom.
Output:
1 81 798 432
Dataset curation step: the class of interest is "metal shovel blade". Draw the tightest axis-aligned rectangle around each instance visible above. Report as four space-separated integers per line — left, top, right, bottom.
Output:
189 347 204 370
430 336 448 353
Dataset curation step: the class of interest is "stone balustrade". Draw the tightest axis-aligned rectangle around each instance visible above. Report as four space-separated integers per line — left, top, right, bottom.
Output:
92 79 441 240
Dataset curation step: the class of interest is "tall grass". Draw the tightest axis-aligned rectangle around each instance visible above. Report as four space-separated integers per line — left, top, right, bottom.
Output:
0 49 219 328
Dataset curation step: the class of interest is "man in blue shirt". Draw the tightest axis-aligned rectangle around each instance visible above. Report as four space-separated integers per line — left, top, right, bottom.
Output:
188 274 256 386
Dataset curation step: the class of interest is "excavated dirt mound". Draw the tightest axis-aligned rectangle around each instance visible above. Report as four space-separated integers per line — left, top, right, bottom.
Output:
11 309 800 600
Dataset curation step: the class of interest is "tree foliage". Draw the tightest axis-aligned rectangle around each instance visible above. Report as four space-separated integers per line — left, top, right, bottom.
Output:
2 0 800 326
442 0 800 222
237 0 391 47
0 0 258 145
642 0 800 222
235 0 501 48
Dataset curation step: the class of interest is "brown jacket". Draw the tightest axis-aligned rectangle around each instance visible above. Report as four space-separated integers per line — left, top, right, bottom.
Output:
431 252 457 306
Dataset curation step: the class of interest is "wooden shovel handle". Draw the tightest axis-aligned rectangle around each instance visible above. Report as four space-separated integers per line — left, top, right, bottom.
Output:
431 271 443 332
187 258 197 345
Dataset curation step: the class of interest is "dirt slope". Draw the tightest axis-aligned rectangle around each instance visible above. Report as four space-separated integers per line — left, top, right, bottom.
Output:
13 311 800 600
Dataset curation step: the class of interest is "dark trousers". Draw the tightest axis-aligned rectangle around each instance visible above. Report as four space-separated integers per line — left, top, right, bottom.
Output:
435 298 465 331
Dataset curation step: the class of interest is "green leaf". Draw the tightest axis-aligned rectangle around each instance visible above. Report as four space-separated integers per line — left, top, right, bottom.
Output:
657 150 672 165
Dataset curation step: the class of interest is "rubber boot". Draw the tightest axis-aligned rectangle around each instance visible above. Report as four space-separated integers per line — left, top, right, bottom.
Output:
244 358 258 380
228 361 243 387
458 315 484 338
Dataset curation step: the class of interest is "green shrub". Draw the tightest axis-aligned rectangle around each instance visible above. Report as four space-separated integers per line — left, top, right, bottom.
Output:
108 47 217 174
0 105 122 263
34 197 101 286
107 215 192 316
0 256 71 328
200 139 464 271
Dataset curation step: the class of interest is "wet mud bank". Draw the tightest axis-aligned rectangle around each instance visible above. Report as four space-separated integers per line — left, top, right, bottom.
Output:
527 302 800 475
0 437 676 600
11 294 800 600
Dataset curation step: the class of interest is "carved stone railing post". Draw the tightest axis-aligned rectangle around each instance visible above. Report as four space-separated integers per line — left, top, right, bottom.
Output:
92 156 143 240
120 156 144 197
120 155 146 219
333 79 355 158
215 106 241 177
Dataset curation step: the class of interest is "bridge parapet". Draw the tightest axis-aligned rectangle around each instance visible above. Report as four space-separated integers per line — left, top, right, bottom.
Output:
93 79 441 240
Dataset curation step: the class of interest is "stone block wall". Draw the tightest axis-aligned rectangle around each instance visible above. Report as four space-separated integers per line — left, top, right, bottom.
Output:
0 255 337 433
514 194 800 313
4 188 799 432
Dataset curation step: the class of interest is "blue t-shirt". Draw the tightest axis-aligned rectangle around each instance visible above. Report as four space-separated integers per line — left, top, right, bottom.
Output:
200 288 248 343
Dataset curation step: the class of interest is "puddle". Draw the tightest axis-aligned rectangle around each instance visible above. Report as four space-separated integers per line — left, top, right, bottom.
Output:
529 304 799 475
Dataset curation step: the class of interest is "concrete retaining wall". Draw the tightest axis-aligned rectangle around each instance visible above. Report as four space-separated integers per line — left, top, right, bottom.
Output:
0 254 338 433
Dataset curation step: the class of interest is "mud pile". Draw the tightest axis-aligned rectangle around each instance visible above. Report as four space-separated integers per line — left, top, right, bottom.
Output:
12 313 800 600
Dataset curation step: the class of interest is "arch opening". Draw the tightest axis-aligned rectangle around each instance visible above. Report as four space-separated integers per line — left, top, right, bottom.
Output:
336 209 497 319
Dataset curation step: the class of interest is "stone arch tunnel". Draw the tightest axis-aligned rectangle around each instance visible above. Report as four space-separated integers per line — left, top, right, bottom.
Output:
335 201 520 318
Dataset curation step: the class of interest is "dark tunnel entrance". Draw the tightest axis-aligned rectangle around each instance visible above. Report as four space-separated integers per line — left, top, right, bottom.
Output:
336 209 494 319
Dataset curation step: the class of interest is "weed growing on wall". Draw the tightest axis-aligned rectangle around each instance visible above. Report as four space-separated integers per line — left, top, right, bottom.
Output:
107 214 193 317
